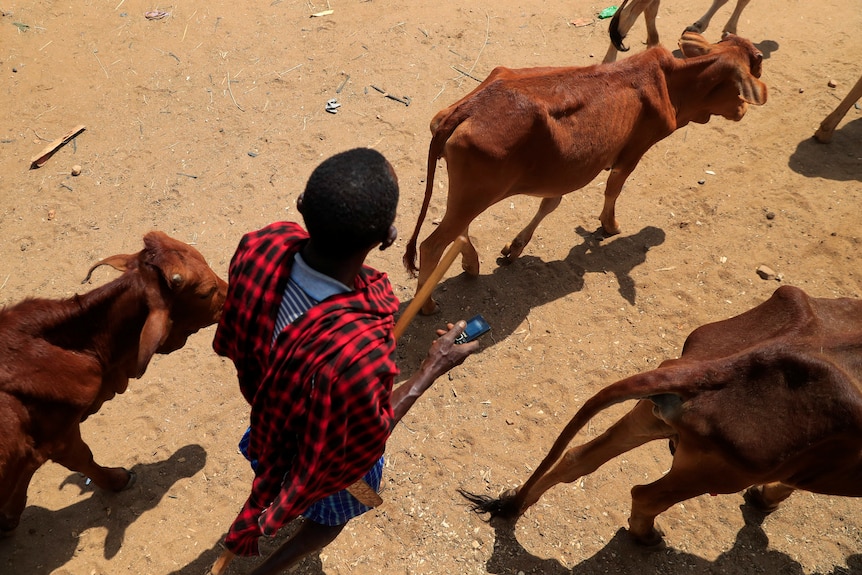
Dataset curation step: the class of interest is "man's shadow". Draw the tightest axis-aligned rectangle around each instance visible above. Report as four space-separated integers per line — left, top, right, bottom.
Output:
395 225 665 355
0 444 206 575
479 501 862 575
168 520 326 575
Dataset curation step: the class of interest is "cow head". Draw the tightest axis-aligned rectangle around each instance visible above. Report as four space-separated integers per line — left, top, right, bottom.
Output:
676 31 767 123
83 232 228 377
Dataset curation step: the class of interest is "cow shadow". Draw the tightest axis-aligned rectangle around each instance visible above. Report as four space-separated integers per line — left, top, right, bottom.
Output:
788 117 862 182
395 225 665 357
0 444 206 575
477 502 862 575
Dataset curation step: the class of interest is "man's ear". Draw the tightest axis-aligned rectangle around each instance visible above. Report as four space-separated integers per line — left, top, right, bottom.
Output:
296 193 305 214
379 225 397 251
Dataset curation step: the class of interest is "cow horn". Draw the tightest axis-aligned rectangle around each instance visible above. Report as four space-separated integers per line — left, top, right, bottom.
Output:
171 273 183 286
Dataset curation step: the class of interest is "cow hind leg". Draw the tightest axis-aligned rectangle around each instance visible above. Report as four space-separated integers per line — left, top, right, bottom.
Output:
743 482 795 514
501 196 562 263
814 73 862 143
416 217 474 315
628 446 752 545
464 400 674 522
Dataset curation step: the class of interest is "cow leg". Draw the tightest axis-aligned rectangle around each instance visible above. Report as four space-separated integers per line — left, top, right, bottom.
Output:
628 445 754 545
510 400 674 515
814 73 862 143
598 166 635 236
416 216 475 315
642 0 660 48
603 0 655 64
721 0 751 36
743 482 795 514
685 0 729 34
0 457 41 533
51 426 133 492
501 196 562 263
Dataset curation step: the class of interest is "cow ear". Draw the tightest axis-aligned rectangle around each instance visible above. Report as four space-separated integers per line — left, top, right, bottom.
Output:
136 307 172 377
678 31 712 57
736 69 768 105
81 253 136 284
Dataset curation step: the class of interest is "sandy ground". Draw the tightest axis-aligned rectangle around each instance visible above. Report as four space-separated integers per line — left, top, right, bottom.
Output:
1 0 861 574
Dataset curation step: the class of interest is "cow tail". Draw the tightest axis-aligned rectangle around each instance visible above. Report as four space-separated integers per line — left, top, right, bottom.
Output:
609 0 632 52
402 111 465 276
514 361 699 503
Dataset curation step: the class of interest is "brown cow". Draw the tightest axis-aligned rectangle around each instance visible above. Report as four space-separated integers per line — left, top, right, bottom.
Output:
814 72 862 143
461 285 862 546
0 232 227 533
606 0 753 63
403 32 766 314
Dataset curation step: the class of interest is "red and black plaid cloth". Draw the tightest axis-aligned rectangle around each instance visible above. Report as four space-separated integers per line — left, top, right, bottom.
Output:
213 221 400 556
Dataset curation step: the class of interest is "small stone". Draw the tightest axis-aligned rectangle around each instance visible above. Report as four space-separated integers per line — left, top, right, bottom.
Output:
756 265 777 281
697 179 706 185
765 211 775 220
828 79 838 88
798 87 804 93
71 165 82 176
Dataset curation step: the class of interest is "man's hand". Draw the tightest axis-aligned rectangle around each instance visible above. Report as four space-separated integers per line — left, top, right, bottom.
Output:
390 320 481 425
424 320 480 379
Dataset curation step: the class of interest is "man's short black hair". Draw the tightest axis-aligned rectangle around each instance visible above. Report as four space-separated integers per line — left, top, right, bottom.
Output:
301 148 399 258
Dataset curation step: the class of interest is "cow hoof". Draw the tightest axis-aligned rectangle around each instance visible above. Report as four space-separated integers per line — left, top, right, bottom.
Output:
122 470 137 491
629 527 665 547
742 486 780 514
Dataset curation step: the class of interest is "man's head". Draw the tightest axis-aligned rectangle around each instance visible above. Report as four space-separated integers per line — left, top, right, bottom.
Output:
299 148 399 258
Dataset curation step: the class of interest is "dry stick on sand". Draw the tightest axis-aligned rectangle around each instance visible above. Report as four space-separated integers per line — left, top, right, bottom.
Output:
207 236 468 575
29 125 86 169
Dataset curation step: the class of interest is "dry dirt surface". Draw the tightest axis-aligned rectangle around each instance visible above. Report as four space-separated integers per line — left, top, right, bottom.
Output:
2 0 862 574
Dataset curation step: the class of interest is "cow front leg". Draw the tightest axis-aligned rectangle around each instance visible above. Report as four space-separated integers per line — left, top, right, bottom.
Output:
721 0 751 36
501 196 562 263
598 166 635 236
685 0 729 34
0 457 41 533
51 427 134 492
743 482 795 514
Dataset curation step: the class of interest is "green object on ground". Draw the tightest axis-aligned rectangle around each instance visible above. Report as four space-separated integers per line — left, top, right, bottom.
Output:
598 6 618 19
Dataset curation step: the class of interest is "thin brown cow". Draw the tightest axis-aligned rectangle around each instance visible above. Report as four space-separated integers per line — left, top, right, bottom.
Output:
0 232 227 534
403 32 766 314
462 285 862 547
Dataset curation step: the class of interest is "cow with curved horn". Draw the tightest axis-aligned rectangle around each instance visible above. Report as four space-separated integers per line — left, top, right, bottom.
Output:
0 232 227 534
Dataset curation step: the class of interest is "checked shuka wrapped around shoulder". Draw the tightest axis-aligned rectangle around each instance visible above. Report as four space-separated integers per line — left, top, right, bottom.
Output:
213 222 400 556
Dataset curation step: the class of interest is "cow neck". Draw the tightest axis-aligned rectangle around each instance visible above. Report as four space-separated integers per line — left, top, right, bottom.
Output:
59 271 153 377
663 53 731 127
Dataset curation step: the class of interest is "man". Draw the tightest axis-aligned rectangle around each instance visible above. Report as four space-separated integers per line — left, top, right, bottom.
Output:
212 148 479 574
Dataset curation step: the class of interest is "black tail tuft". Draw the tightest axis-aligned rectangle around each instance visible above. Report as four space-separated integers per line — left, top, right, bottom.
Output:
458 488 520 519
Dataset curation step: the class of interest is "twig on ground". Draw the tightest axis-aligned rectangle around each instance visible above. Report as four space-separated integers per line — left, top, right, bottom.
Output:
227 70 245 111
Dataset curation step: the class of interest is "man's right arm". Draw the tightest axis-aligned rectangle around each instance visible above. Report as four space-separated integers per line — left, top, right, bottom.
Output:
390 320 479 425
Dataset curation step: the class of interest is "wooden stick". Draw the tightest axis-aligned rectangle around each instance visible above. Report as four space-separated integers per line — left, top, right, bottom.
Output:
208 549 236 575
29 124 86 169
393 236 467 341
206 237 465 575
